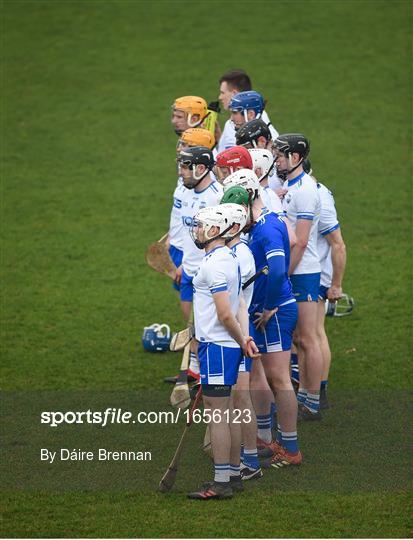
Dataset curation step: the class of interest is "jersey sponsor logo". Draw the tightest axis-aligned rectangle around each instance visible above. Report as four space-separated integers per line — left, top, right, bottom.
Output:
173 197 182 209
182 215 196 227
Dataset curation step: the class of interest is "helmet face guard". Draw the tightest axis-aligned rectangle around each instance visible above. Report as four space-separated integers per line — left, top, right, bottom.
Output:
178 146 214 188
179 160 209 188
190 217 234 250
190 205 243 249
229 91 265 122
142 324 171 352
172 96 208 131
325 294 355 317
221 190 251 238
273 133 310 178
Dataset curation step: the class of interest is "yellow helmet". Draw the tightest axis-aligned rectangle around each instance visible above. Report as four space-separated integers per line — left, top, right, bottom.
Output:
179 128 216 150
173 96 208 127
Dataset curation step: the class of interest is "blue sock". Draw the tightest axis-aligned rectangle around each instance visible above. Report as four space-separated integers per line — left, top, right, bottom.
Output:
214 463 230 483
270 402 277 428
240 445 244 463
257 413 272 443
321 380 328 390
297 388 307 405
243 448 260 470
305 392 320 413
282 431 299 453
229 464 240 477
291 353 299 382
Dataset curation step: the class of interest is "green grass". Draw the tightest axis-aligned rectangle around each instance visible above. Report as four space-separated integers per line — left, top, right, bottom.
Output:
1 0 412 537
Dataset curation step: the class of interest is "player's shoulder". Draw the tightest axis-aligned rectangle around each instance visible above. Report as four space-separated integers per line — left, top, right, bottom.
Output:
299 173 318 191
196 180 223 200
317 181 335 200
233 239 253 257
255 211 284 234
209 180 223 195
205 245 234 264
289 174 319 204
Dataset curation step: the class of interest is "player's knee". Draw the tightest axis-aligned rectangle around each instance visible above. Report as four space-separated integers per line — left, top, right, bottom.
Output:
297 332 318 352
267 372 292 392
233 389 251 410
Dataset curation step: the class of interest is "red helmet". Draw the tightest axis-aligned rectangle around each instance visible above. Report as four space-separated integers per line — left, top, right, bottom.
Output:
216 146 253 171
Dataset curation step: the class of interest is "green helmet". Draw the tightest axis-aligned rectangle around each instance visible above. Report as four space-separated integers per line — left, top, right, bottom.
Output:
220 186 250 206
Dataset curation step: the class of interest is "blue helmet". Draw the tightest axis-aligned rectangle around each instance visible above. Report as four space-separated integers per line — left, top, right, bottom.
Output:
229 91 264 120
142 323 171 352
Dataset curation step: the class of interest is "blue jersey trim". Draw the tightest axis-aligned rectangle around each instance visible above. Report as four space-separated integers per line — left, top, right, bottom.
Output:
267 251 285 259
211 285 228 294
321 223 340 236
287 171 305 187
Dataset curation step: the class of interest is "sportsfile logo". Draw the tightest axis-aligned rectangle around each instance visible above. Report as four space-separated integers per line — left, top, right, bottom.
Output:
40 408 181 428
40 408 253 427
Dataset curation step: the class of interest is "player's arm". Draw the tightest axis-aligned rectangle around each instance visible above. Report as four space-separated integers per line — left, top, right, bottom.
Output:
325 228 346 301
254 228 286 331
283 217 297 248
289 218 312 274
174 264 183 285
173 195 185 285
236 292 249 336
213 291 257 357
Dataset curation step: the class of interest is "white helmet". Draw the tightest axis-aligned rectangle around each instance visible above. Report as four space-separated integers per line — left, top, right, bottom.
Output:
248 148 275 182
191 204 243 249
221 203 248 231
222 168 260 200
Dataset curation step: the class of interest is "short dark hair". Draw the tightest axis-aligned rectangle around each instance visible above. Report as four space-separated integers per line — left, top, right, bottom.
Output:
219 69 252 92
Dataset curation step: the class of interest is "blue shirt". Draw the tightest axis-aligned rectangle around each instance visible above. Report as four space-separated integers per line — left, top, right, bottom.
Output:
248 211 294 312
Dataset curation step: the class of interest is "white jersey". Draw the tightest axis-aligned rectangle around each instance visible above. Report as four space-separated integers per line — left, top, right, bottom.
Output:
217 110 278 154
193 246 241 347
180 180 223 276
169 177 188 249
260 185 284 215
283 172 321 275
317 182 340 287
231 241 256 308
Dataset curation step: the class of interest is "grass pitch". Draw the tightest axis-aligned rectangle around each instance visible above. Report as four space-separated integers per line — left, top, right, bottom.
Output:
1 0 412 537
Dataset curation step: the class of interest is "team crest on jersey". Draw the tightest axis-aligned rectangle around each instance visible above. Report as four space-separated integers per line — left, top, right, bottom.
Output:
285 193 292 204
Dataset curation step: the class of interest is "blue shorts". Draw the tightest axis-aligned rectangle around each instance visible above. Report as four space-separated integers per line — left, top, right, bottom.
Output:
238 355 252 373
169 245 183 267
180 269 194 302
169 245 183 292
290 272 321 302
318 285 329 301
250 301 298 354
198 342 243 386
